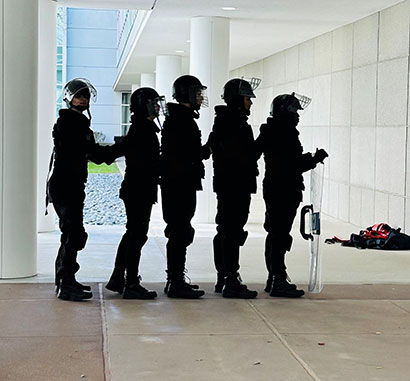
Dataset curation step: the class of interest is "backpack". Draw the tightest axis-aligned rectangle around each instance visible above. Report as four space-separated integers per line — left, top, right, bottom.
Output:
325 223 410 250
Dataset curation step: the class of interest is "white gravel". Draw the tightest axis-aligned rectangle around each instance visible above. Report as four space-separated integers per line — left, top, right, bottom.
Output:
84 173 126 225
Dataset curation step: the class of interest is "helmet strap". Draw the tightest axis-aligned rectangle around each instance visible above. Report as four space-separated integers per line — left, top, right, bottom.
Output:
156 116 163 130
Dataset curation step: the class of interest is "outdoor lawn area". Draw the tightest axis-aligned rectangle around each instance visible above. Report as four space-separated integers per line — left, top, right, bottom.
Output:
88 162 120 174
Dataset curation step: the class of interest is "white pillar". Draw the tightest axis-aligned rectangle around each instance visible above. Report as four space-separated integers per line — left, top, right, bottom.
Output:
140 73 156 89
190 16 230 223
0 0 39 278
37 0 57 233
155 55 182 103
131 83 140 93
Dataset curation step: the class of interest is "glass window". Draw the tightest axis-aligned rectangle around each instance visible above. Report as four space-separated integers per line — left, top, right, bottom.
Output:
121 92 131 136
56 7 66 117
122 93 130 105
57 69 62 83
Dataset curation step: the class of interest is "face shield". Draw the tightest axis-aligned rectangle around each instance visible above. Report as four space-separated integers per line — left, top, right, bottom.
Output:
193 86 208 108
240 76 261 97
146 95 169 118
270 92 312 116
293 92 312 111
63 78 97 107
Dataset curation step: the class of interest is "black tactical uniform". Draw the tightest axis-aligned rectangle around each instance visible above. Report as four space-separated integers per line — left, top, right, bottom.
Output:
209 78 260 299
48 106 111 300
255 92 328 298
105 87 166 299
161 98 210 298
105 117 160 299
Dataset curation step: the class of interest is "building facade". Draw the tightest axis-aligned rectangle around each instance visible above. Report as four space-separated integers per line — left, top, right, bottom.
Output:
59 7 130 142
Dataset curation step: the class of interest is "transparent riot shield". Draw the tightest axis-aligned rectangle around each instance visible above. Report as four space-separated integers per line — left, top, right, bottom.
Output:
300 163 324 293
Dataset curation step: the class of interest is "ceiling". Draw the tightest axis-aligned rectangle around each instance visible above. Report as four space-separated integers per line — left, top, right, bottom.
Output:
57 0 155 9
58 0 405 87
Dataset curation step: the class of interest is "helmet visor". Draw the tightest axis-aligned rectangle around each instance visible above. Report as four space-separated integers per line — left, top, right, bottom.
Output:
293 92 311 110
63 78 97 105
197 87 208 108
190 86 208 108
241 76 262 91
239 77 261 98
146 95 168 118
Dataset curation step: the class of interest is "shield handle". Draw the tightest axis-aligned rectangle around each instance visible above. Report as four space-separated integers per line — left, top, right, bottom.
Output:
300 204 313 241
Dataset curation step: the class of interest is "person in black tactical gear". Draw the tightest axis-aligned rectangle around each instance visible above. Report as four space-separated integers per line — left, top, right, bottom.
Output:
47 78 114 301
105 87 166 299
160 74 211 299
208 77 261 299
255 92 328 298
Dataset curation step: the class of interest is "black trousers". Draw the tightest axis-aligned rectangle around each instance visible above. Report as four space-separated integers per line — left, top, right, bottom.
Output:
263 188 302 277
49 177 87 287
213 191 251 278
161 183 196 279
113 195 153 284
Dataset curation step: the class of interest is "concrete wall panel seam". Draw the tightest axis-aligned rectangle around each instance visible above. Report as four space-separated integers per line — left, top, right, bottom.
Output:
0 0 4 276
405 3 410 229
373 11 381 216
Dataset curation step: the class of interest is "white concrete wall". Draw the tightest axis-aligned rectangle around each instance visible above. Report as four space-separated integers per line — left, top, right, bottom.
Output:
37 0 57 232
0 0 39 277
232 0 410 230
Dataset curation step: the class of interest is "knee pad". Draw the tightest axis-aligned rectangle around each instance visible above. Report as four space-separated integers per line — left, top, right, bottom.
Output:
263 211 272 233
173 225 195 246
66 229 88 251
224 227 248 246
284 235 293 252
182 226 195 246
125 230 148 247
164 225 171 239
165 224 195 246
238 230 249 246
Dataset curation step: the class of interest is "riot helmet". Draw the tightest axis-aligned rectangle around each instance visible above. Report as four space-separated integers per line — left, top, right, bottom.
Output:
222 77 261 112
63 78 97 109
172 75 208 110
130 87 167 119
270 92 311 116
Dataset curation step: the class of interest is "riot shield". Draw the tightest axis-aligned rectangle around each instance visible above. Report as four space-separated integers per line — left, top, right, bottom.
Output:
300 163 325 293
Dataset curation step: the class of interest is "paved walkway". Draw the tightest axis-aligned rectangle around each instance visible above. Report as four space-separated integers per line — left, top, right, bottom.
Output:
2 213 410 380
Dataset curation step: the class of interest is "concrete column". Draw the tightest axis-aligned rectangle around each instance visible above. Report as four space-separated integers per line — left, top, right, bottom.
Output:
190 17 230 223
140 73 156 89
37 0 57 233
155 55 182 103
0 0 39 278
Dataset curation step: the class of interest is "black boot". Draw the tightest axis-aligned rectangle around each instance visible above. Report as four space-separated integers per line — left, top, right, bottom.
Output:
270 276 304 298
222 274 257 299
265 272 297 293
164 271 199 295
106 268 125 294
264 273 273 293
123 282 157 300
214 273 225 293
58 284 93 301
73 280 91 291
167 278 205 299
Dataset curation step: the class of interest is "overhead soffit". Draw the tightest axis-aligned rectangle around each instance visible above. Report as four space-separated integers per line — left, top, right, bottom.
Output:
124 0 403 74
55 0 155 10
56 0 405 85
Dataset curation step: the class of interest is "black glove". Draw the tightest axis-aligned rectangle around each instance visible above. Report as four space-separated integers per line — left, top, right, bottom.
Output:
314 148 328 164
201 142 212 160
193 161 205 179
206 132 216 153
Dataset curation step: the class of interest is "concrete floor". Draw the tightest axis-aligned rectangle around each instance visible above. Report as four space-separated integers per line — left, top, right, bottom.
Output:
2 210 410 380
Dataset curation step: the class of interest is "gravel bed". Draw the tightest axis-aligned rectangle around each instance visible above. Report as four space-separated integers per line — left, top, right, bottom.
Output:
84 173 126 225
